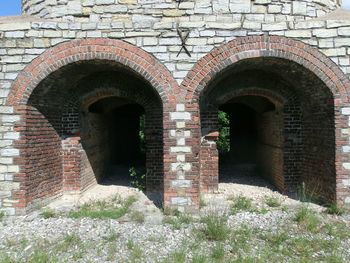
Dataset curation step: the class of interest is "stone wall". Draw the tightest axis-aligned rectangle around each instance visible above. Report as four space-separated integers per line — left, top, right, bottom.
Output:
21 0 338 21
0 0 350 215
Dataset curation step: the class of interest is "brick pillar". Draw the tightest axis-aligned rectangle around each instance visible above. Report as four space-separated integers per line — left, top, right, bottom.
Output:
200 131 219 193
165 103 199 212
62 136 81 193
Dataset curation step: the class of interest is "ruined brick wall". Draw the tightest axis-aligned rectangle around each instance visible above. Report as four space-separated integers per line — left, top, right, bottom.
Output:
1 0 350 215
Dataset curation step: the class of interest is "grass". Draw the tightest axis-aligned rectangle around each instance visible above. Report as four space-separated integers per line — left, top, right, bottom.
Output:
264 196 282 207
294 206 321 233
106 243 117 261
126 239 143 262
230 196 253 214
0 211 5 222
27 249 58 263
192 254 207 263
40 208 56 219
56 234 81 252
211 243 225 261
1 193 349 263
230 225 254 252
68 195 137 219
163 213 193 229
103 231 120 242
198 214 229 241
130 211 145 223
326 203 345 216
165 249 186 263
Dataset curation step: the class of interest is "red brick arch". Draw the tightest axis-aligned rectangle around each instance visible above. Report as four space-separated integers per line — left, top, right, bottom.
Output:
7 38 178 106
185 35 350 208
214 87 286 107
182 35 350 103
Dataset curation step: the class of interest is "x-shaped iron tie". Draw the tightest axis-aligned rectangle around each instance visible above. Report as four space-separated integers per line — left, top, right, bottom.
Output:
176 0 183 6
177 27 191 57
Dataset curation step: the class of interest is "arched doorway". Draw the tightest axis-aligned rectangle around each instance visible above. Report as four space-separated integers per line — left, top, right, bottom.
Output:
7 39 174 213
199 57 336 203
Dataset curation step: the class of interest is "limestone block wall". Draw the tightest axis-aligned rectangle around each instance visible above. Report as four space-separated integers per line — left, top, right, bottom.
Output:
21 0 338 22
0 0 350 215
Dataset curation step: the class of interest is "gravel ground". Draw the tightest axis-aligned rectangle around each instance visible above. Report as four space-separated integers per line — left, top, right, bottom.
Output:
1 166 350 262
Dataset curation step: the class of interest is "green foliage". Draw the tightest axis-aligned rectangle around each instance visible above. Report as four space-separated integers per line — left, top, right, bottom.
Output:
230 196 253 214
68 195 137 219
211 243 225 261
166 249 186 263
199 214 229 241
27 249 58 263
126 239 144 262
139 114 146 153
326 202 345 216
103 231 120 242
192 254 207 263
130 211 145 223
40 208 56 219
294 206 321 233
217 111 230 154
129 167 146 192
264 196 282 208
163 213 193 229
230 225 254 252
0 211 5 222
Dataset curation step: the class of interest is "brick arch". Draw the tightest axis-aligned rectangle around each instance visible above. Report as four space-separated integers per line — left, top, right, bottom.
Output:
213 87 286 108
190 36 350 207
183 35 350 103
80 88 161 113
6 38 178 106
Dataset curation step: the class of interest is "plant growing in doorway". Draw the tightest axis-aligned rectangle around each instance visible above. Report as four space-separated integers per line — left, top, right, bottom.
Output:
129 167 146 192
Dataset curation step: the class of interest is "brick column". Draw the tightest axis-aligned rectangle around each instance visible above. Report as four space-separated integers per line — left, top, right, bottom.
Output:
62 136 82 193
200 132 219 193
166 104 199 212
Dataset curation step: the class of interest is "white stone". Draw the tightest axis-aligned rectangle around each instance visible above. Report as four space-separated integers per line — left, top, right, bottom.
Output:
230 0 251 13
312 29 337 38
0 23 31 31
0 149 19 157
176 122 186 129
170 112 191 121
4 132 20 140
285 30 312 38
343 179 350 186
177 138 185 146
171 197 191 205
343 163 350 169
327 20 350 29
170 146 191 153
343 146 350 153
2 116 20 123
171 162 191 171
335 38 350 47
338 27 350 36
292 1 307 15
262 22 287 31
177 155 186 162
0 107 14 114
0 158 13 165
206 22 241 29
171 180 191 188
321 48 346 57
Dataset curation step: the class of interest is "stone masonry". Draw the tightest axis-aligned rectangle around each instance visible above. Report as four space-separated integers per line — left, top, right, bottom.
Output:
1 0 350 215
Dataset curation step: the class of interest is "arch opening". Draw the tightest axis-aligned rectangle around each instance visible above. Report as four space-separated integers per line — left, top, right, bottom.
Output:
20 60 163 210
200 57 335 203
